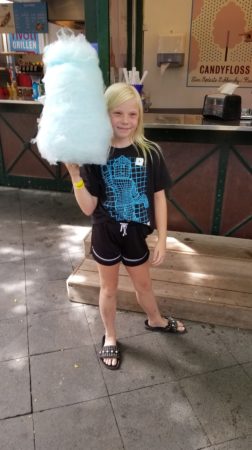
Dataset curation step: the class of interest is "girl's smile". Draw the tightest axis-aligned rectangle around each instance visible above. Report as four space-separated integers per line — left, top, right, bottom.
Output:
110 98 139 147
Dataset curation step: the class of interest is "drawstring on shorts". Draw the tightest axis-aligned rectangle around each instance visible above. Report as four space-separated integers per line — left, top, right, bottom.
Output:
120 222 128 236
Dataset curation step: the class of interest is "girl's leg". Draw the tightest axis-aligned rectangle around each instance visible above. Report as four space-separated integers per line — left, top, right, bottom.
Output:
126 261 185 331
96 262 120 367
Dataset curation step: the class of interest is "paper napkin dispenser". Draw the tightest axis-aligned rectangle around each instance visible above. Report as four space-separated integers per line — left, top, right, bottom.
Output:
157 34 185 70
202 94 241 121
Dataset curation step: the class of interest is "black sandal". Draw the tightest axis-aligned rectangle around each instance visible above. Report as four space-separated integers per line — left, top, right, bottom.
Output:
145 316 187 334
99 336 121 370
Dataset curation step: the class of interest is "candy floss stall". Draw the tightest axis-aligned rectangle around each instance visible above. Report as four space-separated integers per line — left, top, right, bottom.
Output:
0 1 72 191
1 0 252 332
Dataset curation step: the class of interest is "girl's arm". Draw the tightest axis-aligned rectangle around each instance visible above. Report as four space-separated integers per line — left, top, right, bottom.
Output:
152 189 167 265
65 163 98 216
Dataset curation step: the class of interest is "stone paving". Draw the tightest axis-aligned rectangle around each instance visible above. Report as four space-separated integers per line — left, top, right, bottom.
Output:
0 186 252 450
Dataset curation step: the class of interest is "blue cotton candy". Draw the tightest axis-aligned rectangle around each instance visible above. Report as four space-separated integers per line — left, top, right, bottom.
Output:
33 29 113 165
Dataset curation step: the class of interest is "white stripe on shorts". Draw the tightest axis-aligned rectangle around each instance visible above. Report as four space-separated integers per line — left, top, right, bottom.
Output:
92 246 121 263
122 251 149 263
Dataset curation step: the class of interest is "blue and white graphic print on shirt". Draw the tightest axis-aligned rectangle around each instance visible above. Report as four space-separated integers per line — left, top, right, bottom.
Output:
101 155 150 223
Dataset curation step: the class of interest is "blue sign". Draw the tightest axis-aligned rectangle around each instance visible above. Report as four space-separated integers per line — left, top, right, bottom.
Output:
91 43 98 52
13 2 48 34
9 33 40 53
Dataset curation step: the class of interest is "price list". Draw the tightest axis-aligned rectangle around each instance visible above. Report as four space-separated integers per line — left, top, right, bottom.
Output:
13 2 48 34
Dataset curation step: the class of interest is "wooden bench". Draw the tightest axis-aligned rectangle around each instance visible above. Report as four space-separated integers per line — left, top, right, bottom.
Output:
66 229 252 330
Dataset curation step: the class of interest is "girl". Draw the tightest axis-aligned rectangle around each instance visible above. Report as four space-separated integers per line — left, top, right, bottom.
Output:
66 82 186 370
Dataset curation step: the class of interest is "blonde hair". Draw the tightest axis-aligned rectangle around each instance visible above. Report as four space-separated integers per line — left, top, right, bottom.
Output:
104 82 160 161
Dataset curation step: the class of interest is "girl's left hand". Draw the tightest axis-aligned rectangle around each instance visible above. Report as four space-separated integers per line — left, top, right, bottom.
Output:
152 240 166 266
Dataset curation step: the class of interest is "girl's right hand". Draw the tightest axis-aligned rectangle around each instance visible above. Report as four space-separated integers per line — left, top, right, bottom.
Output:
65 163 81 180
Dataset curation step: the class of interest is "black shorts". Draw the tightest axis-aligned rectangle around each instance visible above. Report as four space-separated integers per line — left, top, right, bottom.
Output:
91 221 150 267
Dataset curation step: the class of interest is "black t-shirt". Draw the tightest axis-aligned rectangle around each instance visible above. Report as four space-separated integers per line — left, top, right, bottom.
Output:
81 144 171 231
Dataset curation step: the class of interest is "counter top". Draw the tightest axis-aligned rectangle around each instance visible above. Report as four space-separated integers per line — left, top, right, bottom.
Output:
0 99 42 105
1 101 251 131
144 113 252 131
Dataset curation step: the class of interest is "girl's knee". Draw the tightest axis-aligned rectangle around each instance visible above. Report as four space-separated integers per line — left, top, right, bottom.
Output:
100 284 117 298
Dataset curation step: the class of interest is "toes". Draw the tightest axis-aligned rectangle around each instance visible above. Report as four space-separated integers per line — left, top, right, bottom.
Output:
177 320 186 332
104 358 117 366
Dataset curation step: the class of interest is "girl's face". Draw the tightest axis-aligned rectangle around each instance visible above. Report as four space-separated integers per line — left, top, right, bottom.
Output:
109 98 139 147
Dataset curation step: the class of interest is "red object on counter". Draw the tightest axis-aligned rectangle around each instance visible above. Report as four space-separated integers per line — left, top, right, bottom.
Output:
17 73 32 87
0 87 9 99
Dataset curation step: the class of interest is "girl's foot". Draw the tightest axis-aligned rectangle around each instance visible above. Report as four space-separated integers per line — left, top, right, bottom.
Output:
145 316 187 334
99 335 121 370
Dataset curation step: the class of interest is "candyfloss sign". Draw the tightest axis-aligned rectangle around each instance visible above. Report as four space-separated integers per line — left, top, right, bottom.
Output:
187 0 252 87
8 33 40 53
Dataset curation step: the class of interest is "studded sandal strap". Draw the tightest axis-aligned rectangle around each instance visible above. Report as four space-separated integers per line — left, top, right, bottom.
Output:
99 345 120 359
167 317 178 331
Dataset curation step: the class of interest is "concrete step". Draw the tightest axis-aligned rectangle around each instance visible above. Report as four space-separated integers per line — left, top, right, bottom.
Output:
67 230 252 329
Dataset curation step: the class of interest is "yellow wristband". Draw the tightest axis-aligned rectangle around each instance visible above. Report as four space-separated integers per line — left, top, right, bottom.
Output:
73 179 85 189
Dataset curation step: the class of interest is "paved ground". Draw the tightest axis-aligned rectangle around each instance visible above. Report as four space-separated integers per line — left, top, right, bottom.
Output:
0 186 252 450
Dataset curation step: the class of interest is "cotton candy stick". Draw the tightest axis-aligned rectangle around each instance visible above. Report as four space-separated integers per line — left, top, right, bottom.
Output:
118 67 124 82
123 68 130 84
140 70 148 84
132 67 136 84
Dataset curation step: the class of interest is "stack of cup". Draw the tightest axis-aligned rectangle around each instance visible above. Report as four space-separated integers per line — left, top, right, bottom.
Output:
122 67 148 96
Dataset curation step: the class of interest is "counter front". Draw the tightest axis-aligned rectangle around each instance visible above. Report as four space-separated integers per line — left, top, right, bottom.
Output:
143 113 252 239
0 100 71 192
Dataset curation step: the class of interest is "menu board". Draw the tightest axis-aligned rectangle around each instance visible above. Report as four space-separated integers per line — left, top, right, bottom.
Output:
13 2 48 34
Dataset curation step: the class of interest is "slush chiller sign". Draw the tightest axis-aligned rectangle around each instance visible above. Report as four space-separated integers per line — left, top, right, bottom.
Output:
9 33 39 53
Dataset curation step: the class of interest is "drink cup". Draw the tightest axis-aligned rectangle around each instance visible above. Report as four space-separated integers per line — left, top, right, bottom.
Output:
132 84 143 95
